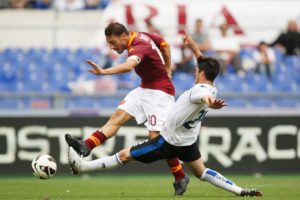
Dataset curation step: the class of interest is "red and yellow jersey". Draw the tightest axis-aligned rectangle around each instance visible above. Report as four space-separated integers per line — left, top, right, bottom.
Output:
127 32 175 96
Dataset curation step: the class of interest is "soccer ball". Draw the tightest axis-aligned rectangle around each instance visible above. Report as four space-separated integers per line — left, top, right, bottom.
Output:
31 155 57 179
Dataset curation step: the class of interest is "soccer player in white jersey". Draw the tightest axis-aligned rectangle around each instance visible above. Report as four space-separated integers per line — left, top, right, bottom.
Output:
67 32 262 197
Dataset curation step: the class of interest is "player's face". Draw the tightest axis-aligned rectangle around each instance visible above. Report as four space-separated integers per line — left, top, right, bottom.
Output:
106 33 127 54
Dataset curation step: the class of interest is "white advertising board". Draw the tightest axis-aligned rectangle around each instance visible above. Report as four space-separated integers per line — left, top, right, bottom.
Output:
94 0 300 46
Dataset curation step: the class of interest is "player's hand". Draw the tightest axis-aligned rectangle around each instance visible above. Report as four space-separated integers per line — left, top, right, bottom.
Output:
182 30 203 59
182 30 196 49
210 99 227 109
86 60 104 75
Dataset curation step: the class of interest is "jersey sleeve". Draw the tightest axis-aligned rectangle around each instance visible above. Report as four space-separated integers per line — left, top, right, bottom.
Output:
190 85 212 104
141 32 168 49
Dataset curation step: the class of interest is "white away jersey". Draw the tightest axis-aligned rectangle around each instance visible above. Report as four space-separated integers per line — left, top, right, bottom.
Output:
160 84 217 146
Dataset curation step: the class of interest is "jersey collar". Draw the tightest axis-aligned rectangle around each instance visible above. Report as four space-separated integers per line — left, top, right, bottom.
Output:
127 32 137 49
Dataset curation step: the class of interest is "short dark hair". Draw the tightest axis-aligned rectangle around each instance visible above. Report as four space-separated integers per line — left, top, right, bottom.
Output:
197 57 220 81
105 22 129 36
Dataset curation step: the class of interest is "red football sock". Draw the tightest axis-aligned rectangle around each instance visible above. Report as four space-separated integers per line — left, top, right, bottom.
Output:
84 130 107 150
166 158 186 182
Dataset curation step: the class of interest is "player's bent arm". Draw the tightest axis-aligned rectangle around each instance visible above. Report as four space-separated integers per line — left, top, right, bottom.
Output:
201 95 227 109
190 43 203 60
183 31 204 60
102 59 137 75
88 59 137 75
87 59 137 75
160 42 172 76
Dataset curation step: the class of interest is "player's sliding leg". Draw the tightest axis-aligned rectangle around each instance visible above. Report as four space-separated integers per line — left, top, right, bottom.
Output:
68 136 189 195
200 168 243 195
68 146 132 174
187 159 262 197
68 135 190 196
201 169 262 196
65 109 133 156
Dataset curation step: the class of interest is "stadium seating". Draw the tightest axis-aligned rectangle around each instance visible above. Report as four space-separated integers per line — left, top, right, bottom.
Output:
0 47 299 109
173 72 194 91
226 98 248 108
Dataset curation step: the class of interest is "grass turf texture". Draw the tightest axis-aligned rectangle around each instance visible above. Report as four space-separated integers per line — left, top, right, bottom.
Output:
0 174 300 199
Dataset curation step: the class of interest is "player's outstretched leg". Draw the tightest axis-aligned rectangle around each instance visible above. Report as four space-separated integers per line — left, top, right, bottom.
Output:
65 130 108 157
65 134 91 157
200 168 262 197
67 147 84 174
67 147 123 174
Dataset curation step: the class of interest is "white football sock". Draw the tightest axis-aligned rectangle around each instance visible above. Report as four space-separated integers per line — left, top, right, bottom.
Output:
81 153 123 172
200 168 242 195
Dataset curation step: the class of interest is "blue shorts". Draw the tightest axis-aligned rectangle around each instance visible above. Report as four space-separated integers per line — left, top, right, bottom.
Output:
130 135 201 163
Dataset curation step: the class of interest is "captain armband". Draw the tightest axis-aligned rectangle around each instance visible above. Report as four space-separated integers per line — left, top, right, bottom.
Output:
127 55 141 64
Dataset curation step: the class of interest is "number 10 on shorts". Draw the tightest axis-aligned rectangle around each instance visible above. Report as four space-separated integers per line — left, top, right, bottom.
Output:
148 115 157 126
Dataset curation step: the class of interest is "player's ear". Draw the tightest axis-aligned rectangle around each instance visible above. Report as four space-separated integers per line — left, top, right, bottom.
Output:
121 32 128 38
201 70 206 77
198 70 205 79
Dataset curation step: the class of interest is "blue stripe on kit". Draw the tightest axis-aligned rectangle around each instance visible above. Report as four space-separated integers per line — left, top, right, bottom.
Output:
206 169 234 185
130 136 165 158
226 180 233 185
206 169 217 177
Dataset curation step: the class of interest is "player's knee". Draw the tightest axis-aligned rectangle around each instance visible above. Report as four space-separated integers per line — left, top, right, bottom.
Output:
109 113 121 124
194 171 203 179
117 147 132 164
194 167 207 180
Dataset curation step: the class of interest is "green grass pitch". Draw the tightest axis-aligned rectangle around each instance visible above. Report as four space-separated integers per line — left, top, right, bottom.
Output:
1 174 300 199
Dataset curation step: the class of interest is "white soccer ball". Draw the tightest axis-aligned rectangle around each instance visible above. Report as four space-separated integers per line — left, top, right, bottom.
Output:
31 155 57 179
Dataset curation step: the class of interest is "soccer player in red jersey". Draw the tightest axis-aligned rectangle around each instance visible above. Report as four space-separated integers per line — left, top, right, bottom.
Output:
65 22 189 195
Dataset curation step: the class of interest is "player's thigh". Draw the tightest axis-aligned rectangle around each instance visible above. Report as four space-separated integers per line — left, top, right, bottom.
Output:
141 89 175 131
117 88 147 124
176 141 201 163
186 158 206 179
106 109 133 126
130 136 171 163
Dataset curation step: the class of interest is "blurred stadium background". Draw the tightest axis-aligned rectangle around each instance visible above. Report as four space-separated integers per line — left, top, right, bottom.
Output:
0 0 300 199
